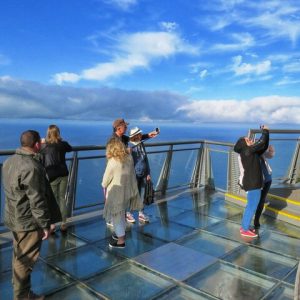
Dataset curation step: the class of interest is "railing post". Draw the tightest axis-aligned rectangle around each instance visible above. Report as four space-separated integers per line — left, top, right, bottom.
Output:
155 145 173 195
65 151 79 217
227 147 241 194
286 139 300 184
201 144 215 189
191 143 204 188
191 143 214 189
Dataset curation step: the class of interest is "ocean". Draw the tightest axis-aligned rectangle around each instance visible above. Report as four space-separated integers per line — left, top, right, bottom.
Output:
1 118 297 149
0 119 299 214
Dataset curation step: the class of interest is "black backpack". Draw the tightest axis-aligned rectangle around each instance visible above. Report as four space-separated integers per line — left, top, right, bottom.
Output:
144 180 155 205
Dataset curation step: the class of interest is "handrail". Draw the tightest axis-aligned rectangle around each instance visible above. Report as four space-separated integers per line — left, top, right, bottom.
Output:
1 134 300 227
0 140 232 158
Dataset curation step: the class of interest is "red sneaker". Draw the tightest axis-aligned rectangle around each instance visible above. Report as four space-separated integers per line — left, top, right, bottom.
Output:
240 228 258 238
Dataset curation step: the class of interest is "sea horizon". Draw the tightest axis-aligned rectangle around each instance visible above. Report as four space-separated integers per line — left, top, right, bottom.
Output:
0 118 299 150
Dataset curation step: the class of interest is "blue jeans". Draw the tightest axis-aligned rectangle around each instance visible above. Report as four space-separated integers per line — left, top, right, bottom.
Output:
241 189 261 231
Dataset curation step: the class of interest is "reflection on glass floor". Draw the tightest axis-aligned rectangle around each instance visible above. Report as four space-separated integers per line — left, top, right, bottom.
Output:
1 189 299 299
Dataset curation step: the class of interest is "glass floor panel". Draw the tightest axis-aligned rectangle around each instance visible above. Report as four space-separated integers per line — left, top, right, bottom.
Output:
258 231 300 259
264 283 295 300
202 200 244 219
283 267 298 285
205 220 261 244
257 216 300 239
167 195 207 210
2 261 73 299
170 211 221 229
139 220 195 242
228 213 300 239
185 261 277 300
177 230 241 258
70 218 112 242
0 270 13 300
144 203 187 221
40 231 86 258
1 189 299 299
85 261 173 300
134 243 217 281
96 230 166 258
46 244 125 280
46 283 104 300
223 245 298 279
0 246 12 272
153 286 217 300
0 236 12 248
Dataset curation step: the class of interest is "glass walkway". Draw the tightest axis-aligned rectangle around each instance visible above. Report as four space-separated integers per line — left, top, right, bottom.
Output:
1 188 299 299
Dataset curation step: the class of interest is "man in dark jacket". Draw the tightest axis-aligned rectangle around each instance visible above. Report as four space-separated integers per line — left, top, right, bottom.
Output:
3 130 61 300
234 125 269 238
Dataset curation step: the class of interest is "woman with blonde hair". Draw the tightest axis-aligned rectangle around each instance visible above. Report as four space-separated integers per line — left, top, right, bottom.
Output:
102 137 141 248
41 125 72 232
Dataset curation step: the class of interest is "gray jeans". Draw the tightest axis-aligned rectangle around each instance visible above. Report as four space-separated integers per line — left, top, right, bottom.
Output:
50 176 68 223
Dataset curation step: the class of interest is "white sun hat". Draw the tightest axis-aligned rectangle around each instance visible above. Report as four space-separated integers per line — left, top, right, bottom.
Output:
129 127 142 138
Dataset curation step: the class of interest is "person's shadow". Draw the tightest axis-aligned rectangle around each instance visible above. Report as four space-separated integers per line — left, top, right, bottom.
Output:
264 182 300 223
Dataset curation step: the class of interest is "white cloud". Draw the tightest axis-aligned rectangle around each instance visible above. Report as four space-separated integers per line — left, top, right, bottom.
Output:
159 22 178 32
199 69 208 79
212 32 255 51
177 96 300 124
283 62 300 73
201 0 300 45
233 74 272 85
1 77 299 124
243 2 300 45
51 72 80 85
103 0 138 10
275 77 300 86
232 55 271 76
53 31 199 84
0 77 186 120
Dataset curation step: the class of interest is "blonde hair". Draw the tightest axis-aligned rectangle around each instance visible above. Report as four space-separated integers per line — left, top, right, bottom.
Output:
46 124 62 144
106 138 129 163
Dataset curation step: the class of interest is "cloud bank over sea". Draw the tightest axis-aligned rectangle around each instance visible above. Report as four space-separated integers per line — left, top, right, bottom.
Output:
1 77 299 124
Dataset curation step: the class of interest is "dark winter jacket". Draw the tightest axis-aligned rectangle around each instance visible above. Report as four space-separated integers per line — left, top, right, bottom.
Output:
234 129 269 191
40 140 72 182
3 148 62 232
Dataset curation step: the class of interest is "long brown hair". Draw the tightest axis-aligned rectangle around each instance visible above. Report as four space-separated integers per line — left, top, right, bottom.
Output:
46 125 62 144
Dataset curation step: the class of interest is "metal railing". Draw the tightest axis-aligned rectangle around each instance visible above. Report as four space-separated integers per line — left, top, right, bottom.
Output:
0 131 299 227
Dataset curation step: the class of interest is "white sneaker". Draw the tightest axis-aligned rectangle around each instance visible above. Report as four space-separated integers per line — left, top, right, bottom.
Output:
126 212 136 223
138 212 150 223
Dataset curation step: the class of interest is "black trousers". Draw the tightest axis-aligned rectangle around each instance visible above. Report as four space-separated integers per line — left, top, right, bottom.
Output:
254 180 272 228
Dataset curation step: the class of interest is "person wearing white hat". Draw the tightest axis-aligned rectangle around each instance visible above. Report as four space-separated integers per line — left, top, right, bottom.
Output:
126 126 155 223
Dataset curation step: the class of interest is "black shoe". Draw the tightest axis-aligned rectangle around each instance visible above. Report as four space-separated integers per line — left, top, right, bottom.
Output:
254 223 260 229
109 239 125 249
111 232 118 241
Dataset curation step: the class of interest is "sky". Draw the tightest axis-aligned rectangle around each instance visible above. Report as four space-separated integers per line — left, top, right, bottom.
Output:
0 0 300 124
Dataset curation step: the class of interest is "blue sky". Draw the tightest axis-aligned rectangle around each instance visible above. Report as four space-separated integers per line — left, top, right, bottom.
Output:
0 0 300 124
